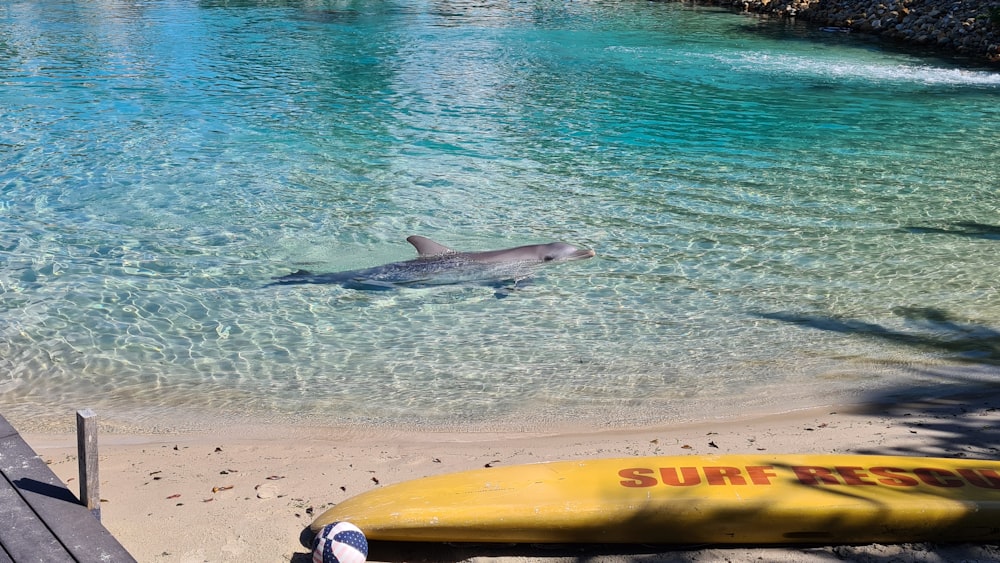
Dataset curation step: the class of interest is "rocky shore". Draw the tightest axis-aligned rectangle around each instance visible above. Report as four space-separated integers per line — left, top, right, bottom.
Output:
693 0 1000 63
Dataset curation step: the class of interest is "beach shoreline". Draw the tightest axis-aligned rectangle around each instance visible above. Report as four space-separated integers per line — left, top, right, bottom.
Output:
23 389 1000 563
9 356 998 440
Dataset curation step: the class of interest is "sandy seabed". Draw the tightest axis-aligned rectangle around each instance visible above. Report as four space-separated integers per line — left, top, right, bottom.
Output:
22 390 1000 563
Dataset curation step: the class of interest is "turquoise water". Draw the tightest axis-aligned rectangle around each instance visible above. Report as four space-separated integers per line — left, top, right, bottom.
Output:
2 0 999 431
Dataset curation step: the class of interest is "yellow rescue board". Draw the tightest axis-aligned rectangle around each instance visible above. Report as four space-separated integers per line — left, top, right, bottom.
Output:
311 454 1000 545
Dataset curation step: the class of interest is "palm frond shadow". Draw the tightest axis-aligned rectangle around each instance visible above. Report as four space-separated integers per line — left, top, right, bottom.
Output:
758 307 1000 364
901 221 1000 240
758 306 1000 458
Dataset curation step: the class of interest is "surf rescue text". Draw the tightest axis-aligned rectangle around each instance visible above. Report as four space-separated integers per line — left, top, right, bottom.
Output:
619 464 1000 489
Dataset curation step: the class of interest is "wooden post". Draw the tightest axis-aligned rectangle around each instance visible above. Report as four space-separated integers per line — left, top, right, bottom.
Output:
76 409 101 521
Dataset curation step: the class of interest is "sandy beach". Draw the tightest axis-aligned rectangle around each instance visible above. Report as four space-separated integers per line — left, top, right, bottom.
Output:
20 388 1000 563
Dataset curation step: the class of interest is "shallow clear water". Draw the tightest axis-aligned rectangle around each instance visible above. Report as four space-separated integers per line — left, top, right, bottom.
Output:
2 0 999 431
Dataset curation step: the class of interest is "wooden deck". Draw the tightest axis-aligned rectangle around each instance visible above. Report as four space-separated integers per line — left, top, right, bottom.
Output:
0 413 136 563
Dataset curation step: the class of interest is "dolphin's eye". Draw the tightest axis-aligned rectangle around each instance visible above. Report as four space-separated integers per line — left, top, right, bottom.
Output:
544 255 554 262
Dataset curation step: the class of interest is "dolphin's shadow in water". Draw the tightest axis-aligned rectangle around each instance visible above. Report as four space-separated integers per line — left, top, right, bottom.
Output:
275 266 532 299
269 235 595 298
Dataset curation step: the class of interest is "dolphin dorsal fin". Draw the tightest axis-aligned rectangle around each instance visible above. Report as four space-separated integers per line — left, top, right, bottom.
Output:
406 235 455 257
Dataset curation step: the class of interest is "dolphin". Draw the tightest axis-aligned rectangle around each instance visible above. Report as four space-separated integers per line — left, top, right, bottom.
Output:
271 235 595 291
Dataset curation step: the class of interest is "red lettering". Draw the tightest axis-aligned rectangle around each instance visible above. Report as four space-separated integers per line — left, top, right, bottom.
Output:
704 466 747 486
958 468 1000 489
619 468 657 488
659 467 702 486
836 466 876 486
870 467 919 487
746 466 777 485
622 464 1000 489
914 468 964 488
794 466 841 485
